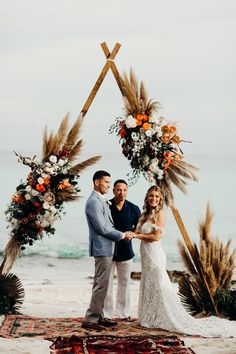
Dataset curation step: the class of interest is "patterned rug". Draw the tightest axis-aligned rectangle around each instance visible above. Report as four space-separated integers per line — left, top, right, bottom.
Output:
0 315 183 339
50 335 196 354
0 315 196 353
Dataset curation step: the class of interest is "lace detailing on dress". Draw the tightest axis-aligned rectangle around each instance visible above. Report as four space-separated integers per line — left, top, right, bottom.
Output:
138 222 236 338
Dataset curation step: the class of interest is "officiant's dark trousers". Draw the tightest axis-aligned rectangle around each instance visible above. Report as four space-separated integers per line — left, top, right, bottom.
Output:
85 256 113 323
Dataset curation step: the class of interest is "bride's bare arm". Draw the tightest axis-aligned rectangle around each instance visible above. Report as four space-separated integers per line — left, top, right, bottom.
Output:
133 209 166 242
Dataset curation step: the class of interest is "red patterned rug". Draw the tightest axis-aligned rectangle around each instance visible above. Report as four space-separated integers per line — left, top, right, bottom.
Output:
50 335 196 354
0 315 196 353
0 315 182 339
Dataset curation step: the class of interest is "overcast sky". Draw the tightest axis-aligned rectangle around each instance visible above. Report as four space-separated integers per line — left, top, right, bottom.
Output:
0 0 235 157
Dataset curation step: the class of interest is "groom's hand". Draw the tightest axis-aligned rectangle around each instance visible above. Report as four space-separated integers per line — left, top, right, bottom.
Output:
123 231 133 240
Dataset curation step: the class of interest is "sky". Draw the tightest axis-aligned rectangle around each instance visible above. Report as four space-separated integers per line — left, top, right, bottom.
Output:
0 0 236 159
0 1 236 256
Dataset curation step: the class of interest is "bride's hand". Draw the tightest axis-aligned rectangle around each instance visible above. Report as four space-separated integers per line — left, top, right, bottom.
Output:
129 231 137 238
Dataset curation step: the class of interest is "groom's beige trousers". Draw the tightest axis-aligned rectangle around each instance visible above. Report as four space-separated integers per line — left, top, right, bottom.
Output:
104 259 132 319
85 256 113 323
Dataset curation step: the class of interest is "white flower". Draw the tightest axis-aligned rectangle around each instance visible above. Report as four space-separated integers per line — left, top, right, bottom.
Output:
25 185 32 192
145 129 153 137
58 159 65 167
125 115 136 128
131 132 139 141
157 170 164 180
149 158 159 173
43 202 50 209
49 206 57 213
32 189 39 196
42 173 49 178
45 162 51 167
49 155 57 164
49 168 56 175
37 177 44 184
41 220 49 228
143 155 150 166
25 194 31 200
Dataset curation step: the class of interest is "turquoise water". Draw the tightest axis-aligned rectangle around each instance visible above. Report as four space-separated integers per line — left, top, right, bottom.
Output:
0 151 235 269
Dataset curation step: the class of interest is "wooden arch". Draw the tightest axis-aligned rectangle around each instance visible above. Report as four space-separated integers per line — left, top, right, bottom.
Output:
78 42 218 315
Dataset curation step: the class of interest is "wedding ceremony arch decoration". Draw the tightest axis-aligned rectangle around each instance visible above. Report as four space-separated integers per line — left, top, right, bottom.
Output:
0 42 218 315
0 114 100 275
109 69 198 206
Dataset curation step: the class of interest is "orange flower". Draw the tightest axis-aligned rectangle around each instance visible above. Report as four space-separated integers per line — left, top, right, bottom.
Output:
36 184 45 192
136 114 143 121
163 151 173 171
44 177 50 185
174 154 179 161
136 114 149 122
142 123 151 131
142 115 149 121
59 179 71 190
161 135 171 144
162 125 176 134
136 119 142 126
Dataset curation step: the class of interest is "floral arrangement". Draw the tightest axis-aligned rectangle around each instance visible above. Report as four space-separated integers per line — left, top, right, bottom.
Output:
5 152 80 250
1 114 100 274
110 70 198 205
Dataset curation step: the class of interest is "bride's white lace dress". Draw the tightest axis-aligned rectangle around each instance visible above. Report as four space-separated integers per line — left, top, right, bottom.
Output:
138 222 236 337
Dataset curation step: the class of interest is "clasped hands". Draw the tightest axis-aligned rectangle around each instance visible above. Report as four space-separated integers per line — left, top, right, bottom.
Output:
124 231 137 240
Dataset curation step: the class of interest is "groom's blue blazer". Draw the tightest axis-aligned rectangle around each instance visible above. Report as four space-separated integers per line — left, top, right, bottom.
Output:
85 191 123 257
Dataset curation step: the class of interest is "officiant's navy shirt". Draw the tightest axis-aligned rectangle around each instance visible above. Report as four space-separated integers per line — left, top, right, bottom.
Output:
110 198 141 262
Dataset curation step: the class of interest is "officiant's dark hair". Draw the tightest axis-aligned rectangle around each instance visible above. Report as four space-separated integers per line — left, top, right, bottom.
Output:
93 170 110 182
114 179 128 187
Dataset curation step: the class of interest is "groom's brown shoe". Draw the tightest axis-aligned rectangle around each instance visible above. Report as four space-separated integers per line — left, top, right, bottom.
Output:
98 318 117 327
81 321 104 331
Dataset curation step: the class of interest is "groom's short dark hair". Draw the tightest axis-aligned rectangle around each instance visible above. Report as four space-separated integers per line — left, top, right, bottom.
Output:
93 170 111 182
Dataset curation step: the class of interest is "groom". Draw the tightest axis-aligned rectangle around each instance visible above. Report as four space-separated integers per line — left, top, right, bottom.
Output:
82 170 133 330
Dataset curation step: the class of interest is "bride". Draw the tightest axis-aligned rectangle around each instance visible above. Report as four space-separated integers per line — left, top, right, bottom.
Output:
133 185 236 337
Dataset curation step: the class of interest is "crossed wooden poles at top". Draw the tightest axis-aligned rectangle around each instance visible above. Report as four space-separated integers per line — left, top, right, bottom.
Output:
79 42 218 316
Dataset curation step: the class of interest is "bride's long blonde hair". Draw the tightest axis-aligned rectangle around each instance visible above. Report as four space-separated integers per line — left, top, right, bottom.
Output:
137 186 164 230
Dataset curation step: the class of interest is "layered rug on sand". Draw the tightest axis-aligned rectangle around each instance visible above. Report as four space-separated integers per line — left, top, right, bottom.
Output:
0 315 196 353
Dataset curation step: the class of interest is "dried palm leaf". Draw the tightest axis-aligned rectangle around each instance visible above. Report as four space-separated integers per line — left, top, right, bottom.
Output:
178 276 204 314
0 273 24 314
178 203 236 315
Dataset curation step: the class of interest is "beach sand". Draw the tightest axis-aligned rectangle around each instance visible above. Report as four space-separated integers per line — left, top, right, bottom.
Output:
0 256 236 354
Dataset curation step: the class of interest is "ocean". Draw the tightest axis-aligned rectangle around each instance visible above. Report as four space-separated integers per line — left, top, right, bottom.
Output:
0 150 235 271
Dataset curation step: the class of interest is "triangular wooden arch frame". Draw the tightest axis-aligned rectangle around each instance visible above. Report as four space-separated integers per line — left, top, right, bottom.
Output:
79 42 218 315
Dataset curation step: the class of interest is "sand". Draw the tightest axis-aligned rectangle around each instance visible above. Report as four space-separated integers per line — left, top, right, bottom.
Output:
0 256 236 354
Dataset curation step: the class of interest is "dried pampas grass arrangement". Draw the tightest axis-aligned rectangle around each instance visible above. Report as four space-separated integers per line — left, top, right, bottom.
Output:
1 114 100 274
110 69 198 205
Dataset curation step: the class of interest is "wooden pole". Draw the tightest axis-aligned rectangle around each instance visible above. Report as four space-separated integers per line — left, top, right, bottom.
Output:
100 42 125 95
80 42 121 117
